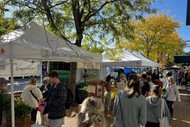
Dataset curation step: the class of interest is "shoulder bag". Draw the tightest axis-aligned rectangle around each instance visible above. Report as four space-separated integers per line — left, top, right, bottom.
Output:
159 99 169 127
30 90 46 113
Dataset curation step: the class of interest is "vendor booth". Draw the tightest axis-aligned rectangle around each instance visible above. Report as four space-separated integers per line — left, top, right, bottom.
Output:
101 49 160 78
0 22 102 127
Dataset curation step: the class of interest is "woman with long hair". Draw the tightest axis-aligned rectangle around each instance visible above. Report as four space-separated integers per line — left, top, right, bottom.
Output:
165 76 181 118
146 85 171 127
112 73 147 127
76 97 107 127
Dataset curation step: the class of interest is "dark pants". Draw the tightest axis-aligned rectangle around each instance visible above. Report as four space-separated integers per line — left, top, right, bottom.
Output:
0 94 3 126
145 121 159 127
31 108 38 123
166 100 174 117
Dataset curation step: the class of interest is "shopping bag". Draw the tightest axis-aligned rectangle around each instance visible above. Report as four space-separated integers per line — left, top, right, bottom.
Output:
38 100 45 113
159 99 169 127
159 116 169 127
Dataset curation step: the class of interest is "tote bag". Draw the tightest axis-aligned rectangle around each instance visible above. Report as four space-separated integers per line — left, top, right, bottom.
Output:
159 99 169 127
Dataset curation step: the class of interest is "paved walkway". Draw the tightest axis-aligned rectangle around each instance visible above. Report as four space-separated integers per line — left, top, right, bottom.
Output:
33 86 190 127
32 114 77 127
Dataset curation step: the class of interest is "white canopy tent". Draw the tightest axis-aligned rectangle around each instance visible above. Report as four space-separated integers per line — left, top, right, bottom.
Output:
102 49 159 67
132 51 160 67
101 50 141 78
0 22 101 63
102 50 142 67
0 22 102 127
101 49 160 78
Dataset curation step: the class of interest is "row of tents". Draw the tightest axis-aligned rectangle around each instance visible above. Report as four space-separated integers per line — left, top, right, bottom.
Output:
102 49 160 68
0 22 159 127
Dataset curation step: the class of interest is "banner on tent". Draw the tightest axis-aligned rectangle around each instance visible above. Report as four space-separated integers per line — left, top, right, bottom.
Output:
41 49 93 61
0 60 39 77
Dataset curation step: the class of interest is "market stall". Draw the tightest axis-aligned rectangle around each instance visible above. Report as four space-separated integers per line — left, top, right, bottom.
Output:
0 22 102 127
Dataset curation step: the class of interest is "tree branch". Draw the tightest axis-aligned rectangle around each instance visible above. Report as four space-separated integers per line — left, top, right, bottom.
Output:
49 0 68 9
83 0 118 23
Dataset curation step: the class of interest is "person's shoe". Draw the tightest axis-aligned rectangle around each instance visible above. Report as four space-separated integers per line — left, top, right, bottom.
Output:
172 117 177 120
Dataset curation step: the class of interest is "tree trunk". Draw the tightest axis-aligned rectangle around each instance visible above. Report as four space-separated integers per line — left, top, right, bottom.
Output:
69 62 77 103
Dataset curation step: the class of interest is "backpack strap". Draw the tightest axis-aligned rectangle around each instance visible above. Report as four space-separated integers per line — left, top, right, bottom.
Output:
30 90 39 102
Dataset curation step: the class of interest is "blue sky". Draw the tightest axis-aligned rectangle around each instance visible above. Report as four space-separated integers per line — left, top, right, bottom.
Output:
152 0 190 52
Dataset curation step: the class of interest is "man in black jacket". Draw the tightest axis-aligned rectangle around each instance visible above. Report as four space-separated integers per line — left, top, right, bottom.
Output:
45 71 68 127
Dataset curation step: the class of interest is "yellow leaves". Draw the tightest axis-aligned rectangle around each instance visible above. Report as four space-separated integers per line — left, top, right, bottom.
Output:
120 14 185 67
105 49 123 61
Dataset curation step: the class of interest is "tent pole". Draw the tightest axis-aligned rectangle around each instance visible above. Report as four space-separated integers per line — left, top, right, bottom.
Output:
100 63 103 80
47 61 50 73
40 60 43 85
10 59 15 127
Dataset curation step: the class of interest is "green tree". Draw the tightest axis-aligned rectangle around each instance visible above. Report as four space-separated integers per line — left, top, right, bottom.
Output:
5 0 156 100
119 14 186 67
0 15 19 36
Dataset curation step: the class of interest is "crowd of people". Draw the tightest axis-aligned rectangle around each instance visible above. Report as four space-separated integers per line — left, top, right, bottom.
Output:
101 69 182 127
0 69 184 127
166 69 190 86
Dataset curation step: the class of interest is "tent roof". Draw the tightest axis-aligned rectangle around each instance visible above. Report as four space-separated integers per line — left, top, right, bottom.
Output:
132 51 160 67
0 22 101 63
102 49 160 67
102 50 141 67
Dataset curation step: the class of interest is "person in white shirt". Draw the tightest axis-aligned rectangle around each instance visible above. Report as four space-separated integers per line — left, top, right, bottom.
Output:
21 77 43 124
165 76 181 117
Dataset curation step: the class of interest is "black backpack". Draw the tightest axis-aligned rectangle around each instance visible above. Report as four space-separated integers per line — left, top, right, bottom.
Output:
64 86 73 109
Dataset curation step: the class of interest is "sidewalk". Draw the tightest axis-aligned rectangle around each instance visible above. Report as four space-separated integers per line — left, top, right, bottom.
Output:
34 110 112 127
33 112 78 127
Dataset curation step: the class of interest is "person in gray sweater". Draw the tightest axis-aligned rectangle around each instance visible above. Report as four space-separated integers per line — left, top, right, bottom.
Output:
146 85 171 127
112 73 147 127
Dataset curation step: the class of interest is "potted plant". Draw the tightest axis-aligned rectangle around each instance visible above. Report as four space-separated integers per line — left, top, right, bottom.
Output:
3 92 33 127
